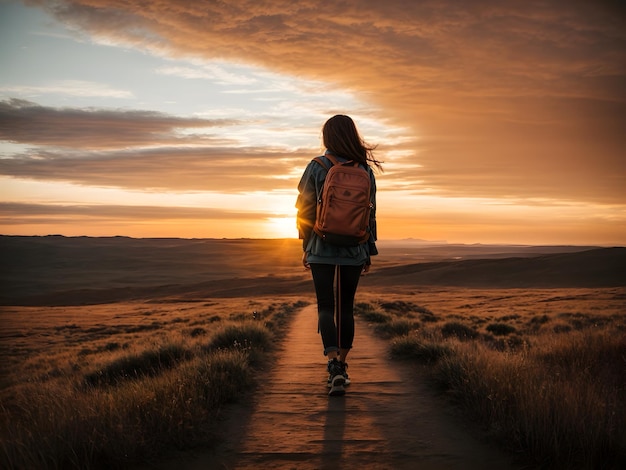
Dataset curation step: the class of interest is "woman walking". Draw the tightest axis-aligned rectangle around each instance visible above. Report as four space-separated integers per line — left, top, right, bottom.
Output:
296 115 382 396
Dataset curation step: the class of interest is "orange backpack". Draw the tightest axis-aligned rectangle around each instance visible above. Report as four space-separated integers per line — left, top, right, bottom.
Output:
313 153 373 246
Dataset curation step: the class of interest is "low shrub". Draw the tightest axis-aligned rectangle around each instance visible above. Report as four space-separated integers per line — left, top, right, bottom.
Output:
529 314 550 325
83 343 191 387
103 342 121 352
195 349 253 408
553 323 572 333
440 321 478 340
390 335 450 363
208 322 273 352
354 303 392 323
375 319 416 338
264 301 308 331
482 333 528 352
485 322 517 336
380 300 438 322
363 311 392 323
500 314 521 321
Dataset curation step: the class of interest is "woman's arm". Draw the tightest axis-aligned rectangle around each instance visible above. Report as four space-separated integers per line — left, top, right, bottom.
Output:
367 170 379 257
296 163 317 249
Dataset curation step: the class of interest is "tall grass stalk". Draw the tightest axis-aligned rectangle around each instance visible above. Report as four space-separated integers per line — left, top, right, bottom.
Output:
0 302 292 470
1 348 253 469
368 298 626 469
432 331 625 469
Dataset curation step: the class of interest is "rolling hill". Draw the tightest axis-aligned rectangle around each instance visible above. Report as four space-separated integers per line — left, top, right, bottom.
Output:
1 236 623 305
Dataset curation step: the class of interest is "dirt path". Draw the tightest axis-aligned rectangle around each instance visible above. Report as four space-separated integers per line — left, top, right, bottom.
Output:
149 305 525 469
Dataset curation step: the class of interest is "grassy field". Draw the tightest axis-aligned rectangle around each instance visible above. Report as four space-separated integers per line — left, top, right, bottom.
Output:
1 238 624 468
0 297 307 469
2 288 624 469
355 287 626 470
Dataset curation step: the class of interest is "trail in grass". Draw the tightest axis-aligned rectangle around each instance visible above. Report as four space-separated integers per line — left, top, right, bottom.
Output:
150 304 525 470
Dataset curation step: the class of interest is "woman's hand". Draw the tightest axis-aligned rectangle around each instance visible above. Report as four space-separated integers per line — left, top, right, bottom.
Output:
302 252 310 270
362 263 371 275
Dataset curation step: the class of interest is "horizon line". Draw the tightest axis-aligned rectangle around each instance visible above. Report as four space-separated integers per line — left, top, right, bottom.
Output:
0 233 622 248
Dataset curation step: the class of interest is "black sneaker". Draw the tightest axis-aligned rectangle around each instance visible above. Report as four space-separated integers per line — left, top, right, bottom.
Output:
326 360 351 387
326 358 342 387
327 358 346 396
341 361 350 386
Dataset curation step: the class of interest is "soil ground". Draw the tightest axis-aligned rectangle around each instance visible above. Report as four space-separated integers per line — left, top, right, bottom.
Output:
140 304 527 470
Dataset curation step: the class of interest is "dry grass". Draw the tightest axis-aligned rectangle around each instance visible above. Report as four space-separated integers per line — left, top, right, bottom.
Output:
3 284 625 469
356 287 626 470
0 297 307 469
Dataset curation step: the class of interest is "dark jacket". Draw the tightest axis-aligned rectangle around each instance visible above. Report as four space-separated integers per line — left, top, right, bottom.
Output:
296 152 378 266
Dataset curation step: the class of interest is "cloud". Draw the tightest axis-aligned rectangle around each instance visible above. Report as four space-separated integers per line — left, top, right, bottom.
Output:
156 63 258 85
0 98 240 149
0 99 402 194
0 202 264 220
0 99 317 192
0 145 308 192
18 0 626 205
0 80 133 98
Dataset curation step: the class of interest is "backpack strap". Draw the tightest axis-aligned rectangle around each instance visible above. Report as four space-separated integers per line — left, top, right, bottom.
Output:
313 156 330 170
313 153 357 170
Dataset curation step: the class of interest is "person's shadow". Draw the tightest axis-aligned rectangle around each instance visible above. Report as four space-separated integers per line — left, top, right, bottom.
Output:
321 396 346 468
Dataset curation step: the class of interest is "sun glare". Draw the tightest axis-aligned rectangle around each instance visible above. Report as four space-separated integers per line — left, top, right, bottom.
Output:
267 217 298 239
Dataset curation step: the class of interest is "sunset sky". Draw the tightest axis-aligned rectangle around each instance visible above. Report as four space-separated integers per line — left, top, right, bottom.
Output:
1 0 625 245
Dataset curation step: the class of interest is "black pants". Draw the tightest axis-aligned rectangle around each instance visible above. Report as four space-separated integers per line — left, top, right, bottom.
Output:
310 263 363 356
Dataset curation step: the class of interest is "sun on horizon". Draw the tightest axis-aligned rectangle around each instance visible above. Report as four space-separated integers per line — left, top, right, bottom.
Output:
1 1 624 247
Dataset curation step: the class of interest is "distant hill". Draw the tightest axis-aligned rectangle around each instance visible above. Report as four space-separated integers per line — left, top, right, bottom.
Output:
364 247 626 288
0 236 623 305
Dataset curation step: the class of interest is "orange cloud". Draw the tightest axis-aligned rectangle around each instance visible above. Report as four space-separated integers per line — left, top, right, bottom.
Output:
0 99 312 192
0 98 238 149
0 202 263 220
0 145 308 193
26 0 625 206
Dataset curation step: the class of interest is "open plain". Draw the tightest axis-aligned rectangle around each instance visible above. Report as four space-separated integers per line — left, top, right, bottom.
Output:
1 236 624 469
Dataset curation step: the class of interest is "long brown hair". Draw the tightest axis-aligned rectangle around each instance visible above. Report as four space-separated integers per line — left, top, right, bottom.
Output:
322 115 383 171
